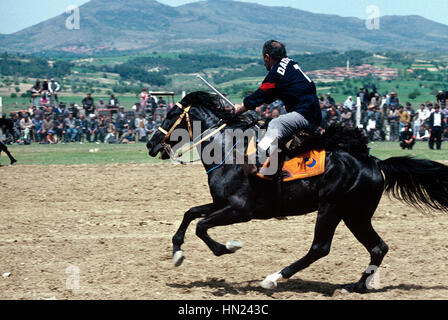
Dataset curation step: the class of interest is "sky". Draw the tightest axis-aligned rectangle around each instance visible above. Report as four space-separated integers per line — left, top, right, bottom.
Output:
0 0 447 34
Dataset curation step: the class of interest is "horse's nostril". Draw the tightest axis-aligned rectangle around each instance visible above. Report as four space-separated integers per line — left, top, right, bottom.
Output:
146 141 152 150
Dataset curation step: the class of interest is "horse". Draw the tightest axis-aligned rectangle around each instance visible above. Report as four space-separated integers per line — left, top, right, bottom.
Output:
146 91 448 293
0 118 17 166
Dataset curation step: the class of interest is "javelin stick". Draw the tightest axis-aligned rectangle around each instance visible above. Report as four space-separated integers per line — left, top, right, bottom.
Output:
196 75 236 109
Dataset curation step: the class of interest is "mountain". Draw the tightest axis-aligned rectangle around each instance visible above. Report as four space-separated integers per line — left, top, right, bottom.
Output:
1 0 448 54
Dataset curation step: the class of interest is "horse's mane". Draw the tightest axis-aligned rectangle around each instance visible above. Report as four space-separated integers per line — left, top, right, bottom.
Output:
180 91 237 123
294 124 370 160
180 91 370 160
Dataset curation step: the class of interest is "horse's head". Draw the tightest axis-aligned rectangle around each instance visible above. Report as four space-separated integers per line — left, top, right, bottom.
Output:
147 91 235 160
146 104 189 160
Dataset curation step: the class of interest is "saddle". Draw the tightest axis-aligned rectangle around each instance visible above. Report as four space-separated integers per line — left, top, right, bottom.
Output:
247 132 326 182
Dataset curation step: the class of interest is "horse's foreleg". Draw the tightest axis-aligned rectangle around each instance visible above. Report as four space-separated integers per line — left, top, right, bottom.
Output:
261 203 341 289
196 205 252 257
172 203 217 267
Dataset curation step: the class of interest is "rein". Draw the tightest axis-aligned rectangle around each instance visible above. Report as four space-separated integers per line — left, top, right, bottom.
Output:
157 102 227 164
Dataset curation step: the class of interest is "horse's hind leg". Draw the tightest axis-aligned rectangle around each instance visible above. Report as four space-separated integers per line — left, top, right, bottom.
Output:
342 215 388 293
0 142 16 165
261 202 342 289
195 205 252 257
172 203 217 267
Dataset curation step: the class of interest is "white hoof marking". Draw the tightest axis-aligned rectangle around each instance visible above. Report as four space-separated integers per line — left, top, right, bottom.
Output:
226 240 243 252
261 272 285 289
173 250 185 267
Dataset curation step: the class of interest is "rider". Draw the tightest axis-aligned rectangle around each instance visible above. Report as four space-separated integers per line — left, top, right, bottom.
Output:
235 40 321 175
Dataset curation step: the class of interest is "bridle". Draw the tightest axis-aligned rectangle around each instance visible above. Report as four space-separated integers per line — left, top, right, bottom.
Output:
156 102 227 164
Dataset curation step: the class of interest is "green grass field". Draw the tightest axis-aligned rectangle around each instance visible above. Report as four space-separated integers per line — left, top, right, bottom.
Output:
2 140 447 166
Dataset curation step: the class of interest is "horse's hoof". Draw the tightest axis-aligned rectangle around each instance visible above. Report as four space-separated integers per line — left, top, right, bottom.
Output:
226 240 243 253
173 250 185 267
260 272 285 290
342 283 367 294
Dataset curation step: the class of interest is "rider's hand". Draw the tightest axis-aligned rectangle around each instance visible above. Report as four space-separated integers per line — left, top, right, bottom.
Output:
235 104 248 116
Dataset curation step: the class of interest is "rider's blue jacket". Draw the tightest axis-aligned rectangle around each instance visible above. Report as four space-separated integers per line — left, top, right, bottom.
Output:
243 57 322 127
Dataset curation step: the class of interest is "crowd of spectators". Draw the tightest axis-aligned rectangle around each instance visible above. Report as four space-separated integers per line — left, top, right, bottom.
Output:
1 82 172 145
2 80 448 151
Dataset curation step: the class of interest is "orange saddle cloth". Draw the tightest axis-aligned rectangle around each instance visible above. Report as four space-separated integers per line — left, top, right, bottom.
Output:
257 149 326 182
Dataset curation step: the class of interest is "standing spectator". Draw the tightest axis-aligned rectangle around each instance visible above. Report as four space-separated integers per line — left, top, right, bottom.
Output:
341 106 353 128
414 104 430 133
399 123 415 150
428 105 445 150
140 88 149 111
41 79 49 96
326 93 335 106
366 114 378 141
343 96 354 112
82 94 95 116
48 78 61 106
387 105 400 142
96 98 107 110
64 113 78 143
108 95 119 108
31 80 42 106
388 92 400 109
436 91 446 108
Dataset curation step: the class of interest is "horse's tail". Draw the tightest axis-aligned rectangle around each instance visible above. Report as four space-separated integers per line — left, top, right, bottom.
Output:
378 156 448 213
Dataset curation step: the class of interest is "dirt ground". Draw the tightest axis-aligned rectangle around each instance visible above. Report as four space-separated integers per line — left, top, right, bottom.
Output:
0 163 447 300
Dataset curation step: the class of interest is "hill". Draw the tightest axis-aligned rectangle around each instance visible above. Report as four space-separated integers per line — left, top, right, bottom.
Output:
1 0 448 54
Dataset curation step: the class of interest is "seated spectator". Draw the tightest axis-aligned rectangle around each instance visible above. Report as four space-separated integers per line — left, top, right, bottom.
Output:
326 93 335 107
119 128 135 144
64 113 78 143
416 125 430 141
20 113 34 144
326 105 341 126
46 130 58 144
158 96 167 108
135 113 148 142
54 114 66 142
68 103 79 118
39 94 50 110
76 113 88 143
121 113 135 136
86 114 99 143
105 122 117 144
32 117 43 143
97 115 108 143
399 123 415 150
41 114 54 142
